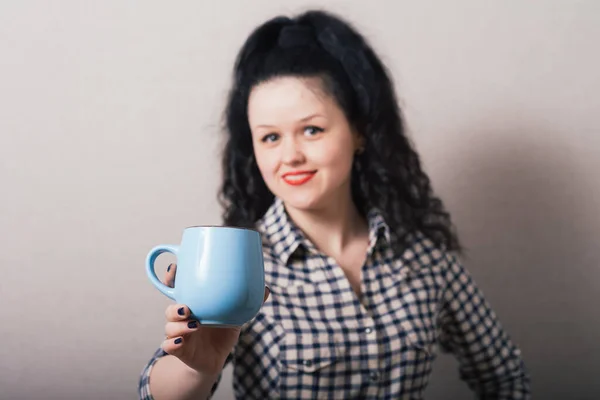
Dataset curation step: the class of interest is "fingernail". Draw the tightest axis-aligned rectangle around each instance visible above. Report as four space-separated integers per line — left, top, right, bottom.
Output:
177 307 185 316
188 321 198 329
174 338 182 344
167 264 171 272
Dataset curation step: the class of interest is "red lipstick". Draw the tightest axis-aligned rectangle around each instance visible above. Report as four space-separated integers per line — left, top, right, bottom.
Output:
282 170 317 186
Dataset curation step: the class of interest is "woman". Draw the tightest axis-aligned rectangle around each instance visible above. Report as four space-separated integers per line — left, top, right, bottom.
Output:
139 10 530 399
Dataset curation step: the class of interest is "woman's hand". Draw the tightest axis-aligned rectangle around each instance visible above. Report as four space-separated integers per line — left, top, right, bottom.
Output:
160 263 269 375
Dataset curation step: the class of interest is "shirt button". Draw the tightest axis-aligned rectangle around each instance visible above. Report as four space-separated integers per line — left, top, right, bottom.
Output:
303 360 313 367
369 371 380 382
364 327 373 334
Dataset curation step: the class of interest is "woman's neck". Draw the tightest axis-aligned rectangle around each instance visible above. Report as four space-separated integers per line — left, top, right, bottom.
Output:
284 192 368 258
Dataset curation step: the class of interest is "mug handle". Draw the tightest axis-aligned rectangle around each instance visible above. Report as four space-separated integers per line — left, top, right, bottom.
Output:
145 244 179 300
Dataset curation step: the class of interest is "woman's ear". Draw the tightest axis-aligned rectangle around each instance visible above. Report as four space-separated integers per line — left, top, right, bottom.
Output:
353 131 365 154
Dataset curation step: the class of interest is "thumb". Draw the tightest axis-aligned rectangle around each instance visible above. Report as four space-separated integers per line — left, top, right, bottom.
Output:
263 286 270 303
163 263 177 288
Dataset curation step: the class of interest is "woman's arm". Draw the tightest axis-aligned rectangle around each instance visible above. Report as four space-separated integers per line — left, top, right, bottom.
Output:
437 254 531 398
138 348 228 400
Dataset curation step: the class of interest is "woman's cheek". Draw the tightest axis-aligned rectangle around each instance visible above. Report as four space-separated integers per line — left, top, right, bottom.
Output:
256 152 279 187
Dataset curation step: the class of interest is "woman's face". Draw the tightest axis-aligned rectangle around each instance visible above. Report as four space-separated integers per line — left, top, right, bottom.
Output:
248 76 362 212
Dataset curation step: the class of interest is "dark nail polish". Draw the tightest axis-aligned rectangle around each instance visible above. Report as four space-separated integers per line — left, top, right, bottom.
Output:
174 338 182 344
177 307 185 316
188 321 198 329
167 264 171 272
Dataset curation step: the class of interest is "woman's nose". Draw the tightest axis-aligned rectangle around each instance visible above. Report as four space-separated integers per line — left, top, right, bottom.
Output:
281 136 305 165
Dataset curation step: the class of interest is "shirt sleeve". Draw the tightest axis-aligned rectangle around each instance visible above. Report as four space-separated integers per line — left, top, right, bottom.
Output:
137 346 232 400
437 253 532 399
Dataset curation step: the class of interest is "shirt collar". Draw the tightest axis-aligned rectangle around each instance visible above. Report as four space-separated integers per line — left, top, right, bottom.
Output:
257 197 314 265
258 197 392 265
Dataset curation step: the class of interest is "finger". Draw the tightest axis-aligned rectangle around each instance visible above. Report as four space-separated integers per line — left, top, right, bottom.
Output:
162 336 184 355
165 320 200 339
162 263 177 288
165 304 190 322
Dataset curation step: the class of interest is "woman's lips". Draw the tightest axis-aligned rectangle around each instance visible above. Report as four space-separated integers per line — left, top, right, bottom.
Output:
282 171 317 186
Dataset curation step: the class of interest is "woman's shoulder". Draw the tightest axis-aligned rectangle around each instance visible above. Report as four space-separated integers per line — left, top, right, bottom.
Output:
393 230 462 279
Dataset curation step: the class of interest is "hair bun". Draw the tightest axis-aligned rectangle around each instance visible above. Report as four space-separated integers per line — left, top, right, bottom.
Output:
277 25 316 48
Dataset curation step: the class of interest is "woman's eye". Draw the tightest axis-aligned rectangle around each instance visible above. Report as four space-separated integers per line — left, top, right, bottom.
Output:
261 133 279 143
304 126 324 136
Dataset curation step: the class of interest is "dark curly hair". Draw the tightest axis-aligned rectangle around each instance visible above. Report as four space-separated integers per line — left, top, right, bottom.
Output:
218 10 462 253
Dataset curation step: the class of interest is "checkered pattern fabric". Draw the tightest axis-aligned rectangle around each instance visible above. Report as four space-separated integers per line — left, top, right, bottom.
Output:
139 197 530 399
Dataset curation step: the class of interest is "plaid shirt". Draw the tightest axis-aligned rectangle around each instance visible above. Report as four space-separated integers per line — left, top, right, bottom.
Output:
139 197 530 399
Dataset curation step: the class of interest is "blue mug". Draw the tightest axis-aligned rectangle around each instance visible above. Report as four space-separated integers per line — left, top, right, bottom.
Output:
145 226 265 326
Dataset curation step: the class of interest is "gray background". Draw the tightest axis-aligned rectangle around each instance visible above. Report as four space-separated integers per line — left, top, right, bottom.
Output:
1 1 599 399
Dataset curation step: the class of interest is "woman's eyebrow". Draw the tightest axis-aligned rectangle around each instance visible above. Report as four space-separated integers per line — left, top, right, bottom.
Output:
255 113 325 129
298 113 325 122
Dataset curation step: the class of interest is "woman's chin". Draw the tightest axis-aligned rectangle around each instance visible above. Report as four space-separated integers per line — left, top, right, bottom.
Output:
280 192 325 212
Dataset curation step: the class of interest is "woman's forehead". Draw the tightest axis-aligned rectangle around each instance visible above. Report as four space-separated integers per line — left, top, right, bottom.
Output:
248 77 336 125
